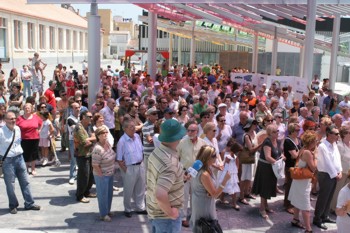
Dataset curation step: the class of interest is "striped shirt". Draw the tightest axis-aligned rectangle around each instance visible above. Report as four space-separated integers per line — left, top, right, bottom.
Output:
146 144 184 219
116 133 143 166
92 143 116 176
142 120 155 156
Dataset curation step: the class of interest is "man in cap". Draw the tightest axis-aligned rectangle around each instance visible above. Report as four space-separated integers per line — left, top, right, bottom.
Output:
142 107 159 172
164 107 175 120
146 119 187 233
217 103 234 129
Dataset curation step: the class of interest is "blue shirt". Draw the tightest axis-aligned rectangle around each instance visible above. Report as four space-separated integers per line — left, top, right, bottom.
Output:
116 133 143 166
0 125 23 158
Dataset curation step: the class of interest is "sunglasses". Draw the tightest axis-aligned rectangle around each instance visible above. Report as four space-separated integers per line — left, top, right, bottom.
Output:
239 106 246 108
330 132 340 136
266 119 273 122
86 115 93 118
211 154 217 158
151 113 158 116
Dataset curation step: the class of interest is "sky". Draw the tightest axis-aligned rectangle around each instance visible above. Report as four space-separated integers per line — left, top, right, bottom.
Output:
71 4 143 23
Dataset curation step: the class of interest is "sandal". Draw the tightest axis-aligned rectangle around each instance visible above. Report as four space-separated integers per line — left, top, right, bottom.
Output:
232 205 240 211
218 199 229 205
265 208 275 214
239 198 249 205
304 230 313 233
291 218 305 229
259 210 269 219
245 194 256 199
285 207 294 215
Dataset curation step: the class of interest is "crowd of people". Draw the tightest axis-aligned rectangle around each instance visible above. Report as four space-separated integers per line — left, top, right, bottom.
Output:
1 55 350 233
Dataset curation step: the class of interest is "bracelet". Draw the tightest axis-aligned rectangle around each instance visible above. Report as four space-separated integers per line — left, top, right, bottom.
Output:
219 184 225 189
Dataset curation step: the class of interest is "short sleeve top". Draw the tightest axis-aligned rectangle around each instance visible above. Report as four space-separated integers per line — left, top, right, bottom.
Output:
259 137 281 161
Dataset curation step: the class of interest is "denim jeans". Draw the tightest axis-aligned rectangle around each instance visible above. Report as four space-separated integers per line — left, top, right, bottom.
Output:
2 155 35 209
22 80 31 97
94 175 113 217
151 215 182 233
69 140 77 179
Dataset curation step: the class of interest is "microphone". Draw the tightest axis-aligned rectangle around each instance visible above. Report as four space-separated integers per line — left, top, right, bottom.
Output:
185 160 203 178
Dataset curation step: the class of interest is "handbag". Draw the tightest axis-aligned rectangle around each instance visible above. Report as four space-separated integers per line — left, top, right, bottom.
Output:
194 218 223 233
272 158 285 179
239 134 256 164
289 149 314 180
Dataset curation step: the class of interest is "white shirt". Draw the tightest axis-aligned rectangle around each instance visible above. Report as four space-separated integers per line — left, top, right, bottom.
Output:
99 106 115 129
116 133 143 166
0 125 23 158
317 139 342 179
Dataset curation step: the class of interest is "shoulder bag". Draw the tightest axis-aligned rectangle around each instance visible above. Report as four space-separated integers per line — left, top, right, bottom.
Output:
0 130 16 168
194 218 223 233
289 149 314 180
238 134 256 164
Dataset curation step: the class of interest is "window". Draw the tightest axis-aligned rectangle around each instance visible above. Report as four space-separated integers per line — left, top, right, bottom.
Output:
58 28 63 50
66 29 70 50
13 20 22 49
39 24 45 49
49 26 55 50
27 22 34 49
73 31 77 50
79 32 83 51
0 18 7 58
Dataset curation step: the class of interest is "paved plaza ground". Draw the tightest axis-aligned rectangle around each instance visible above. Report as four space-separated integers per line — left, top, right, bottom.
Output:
0 140 338 233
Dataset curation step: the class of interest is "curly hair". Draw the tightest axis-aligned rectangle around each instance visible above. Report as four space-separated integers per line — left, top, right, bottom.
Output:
301 130 318 148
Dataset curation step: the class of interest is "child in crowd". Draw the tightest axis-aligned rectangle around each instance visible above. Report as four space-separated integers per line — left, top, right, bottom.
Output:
218 138 242 210
39 109 54 166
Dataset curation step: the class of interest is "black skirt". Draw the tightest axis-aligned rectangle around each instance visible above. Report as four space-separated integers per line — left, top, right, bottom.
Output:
21 139 40 162
252 160 277 199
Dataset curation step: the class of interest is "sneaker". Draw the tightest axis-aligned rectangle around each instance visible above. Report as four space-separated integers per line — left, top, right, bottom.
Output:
10 208 17 214
78 197 90 203
69 178 75 185
113 186 119 191
100 215 111 222
42 159 48 166
25 204 41 211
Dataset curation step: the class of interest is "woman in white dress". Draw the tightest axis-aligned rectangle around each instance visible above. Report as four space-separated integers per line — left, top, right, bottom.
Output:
239 118 262 205
288 130 318 233
330 125 350 212
216 113 232 153
335 181 350 233
203 122 223 171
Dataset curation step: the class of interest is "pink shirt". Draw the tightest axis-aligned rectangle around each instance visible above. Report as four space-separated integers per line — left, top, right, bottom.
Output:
16 114 43 140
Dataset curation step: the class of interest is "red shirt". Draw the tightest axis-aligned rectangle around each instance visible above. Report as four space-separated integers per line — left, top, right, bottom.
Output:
44 88 56 111
16 114 43 140
66 80 76 97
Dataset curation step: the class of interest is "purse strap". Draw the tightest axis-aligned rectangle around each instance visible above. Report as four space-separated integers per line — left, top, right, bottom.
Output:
2 130 16 161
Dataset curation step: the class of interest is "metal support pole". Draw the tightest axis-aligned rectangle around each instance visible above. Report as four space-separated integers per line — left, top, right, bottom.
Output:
147 11 157 79
178 36 182 65
271 27 278 75
302 0 317 84
252 31 259 73
299 45 305 77
88 1 100 110
329 14 341 90
169 33 173 67
190 21 196 67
